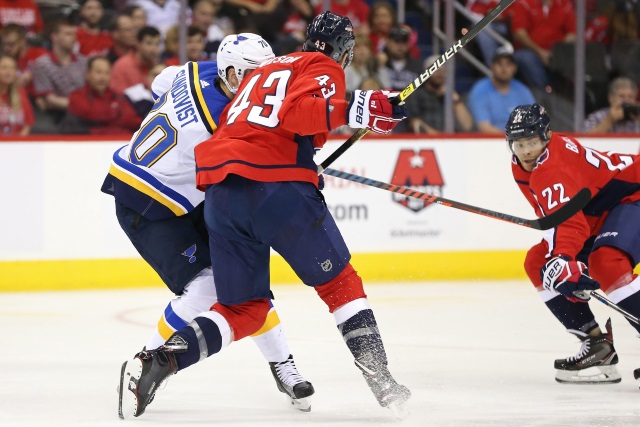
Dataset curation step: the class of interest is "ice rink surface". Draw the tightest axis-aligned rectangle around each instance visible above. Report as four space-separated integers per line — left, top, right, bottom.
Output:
3 280 640 427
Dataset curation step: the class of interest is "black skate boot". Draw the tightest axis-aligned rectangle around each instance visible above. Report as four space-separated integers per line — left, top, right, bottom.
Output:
554 318 621 384
118 336 187 419
269 354 315 412
354 357 411 418
634 368 640 389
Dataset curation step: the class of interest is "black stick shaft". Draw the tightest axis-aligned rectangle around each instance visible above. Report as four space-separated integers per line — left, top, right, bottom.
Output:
323 167 590 231
590 291 640 325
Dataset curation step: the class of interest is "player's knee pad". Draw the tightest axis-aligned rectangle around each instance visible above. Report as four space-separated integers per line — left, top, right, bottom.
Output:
588 246 635 292
314 263 366 313
211 298 271 341
181 267 218 314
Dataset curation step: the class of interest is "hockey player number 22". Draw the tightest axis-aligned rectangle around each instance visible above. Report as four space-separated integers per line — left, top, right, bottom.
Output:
226 70 292 127
541 183 570 211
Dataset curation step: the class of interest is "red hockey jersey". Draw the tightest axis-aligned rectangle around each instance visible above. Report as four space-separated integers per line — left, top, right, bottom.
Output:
195 52 349 189
512 133 640 258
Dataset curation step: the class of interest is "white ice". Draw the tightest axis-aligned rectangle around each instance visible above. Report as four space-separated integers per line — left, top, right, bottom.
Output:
3 281 640 426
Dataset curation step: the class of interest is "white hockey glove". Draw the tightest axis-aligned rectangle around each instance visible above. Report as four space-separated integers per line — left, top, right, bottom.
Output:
540 255 600 302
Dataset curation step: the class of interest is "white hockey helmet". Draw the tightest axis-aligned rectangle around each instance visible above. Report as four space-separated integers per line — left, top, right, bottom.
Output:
217 33 275 94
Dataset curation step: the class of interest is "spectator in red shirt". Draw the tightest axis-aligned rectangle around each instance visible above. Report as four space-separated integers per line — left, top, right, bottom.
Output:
163 26 207 65
63 56 141 134
510 0 576 89
315 0 370 31
0 54 34 135
76 0 114 57
0 22 46 95
0 0 43 36
110 25 160 94
106 13 137 64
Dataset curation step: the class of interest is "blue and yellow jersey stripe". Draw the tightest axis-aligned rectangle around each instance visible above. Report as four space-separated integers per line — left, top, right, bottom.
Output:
109 147 195 217
188 62 219 134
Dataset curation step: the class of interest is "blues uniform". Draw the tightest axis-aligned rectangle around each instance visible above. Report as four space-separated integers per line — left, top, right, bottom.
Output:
102 61 228 295
103 61 227 221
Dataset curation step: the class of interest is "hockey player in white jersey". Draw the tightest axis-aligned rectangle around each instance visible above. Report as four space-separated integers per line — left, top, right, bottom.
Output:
101 34 314 418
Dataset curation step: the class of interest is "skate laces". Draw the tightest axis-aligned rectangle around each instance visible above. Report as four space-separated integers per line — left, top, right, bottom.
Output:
273 357 305 387
567 339 591 362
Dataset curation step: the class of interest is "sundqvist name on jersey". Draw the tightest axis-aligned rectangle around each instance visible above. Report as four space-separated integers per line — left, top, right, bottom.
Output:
170 69 199 127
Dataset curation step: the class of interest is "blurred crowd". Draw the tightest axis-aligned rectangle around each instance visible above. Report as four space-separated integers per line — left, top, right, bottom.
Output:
0 0 639 137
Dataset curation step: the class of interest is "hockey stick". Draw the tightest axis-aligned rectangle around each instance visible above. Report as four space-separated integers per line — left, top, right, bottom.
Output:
323 167 591 230
587 291 640 325
318 0 517 174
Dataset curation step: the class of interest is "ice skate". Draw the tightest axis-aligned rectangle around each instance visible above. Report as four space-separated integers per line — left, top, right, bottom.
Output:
554 318 621 384
355 358 411 419
118 336 187 419
269 354 315 412
633 368 640 389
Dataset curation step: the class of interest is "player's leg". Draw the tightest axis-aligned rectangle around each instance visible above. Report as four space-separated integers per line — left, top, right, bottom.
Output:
248 300 314 411
114 202 215 349
119 178 313 418
588 201 640 386
524 240 619 384
267 181 410 415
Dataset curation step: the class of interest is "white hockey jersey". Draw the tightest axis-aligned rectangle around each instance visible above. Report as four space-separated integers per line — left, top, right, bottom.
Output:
101 61 230 220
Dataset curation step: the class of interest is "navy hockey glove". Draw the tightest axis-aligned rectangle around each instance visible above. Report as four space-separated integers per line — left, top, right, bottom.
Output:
540 256 600 303
347 90 407 134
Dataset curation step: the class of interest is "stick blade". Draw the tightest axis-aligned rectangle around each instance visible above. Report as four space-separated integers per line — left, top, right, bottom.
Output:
534 188 591 230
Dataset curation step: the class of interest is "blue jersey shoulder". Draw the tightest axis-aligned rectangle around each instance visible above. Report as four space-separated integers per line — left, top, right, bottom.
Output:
187 61 230 131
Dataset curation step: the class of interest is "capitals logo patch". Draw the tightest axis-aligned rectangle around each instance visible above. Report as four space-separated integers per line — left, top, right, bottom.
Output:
390 149 444 212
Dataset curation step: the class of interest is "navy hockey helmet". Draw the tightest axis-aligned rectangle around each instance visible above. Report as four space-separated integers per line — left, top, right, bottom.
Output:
505 104 551 143
303 11 355 69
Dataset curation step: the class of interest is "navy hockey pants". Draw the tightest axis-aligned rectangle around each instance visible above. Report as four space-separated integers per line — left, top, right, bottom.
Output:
115 201 212 294
203 174 351 306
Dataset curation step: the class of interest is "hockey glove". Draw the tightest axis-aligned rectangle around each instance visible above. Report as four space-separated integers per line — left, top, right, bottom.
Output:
540 255 600 303
347 90 407 134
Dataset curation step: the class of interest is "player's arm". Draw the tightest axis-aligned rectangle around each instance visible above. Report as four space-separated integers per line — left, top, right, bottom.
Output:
529 169 590 259
277 62 349 134
530 169 598 302
278 57 406 136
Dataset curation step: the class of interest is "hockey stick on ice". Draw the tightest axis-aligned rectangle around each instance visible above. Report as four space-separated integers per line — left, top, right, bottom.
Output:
318 0 517 173
584 291 640 325
323 167 591 230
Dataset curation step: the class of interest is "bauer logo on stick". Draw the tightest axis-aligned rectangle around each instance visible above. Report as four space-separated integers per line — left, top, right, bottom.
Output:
390 149 444 212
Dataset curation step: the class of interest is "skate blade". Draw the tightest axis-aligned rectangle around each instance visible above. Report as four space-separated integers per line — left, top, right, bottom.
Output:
289 397 311 412
387 399 410 420
119 358 143 419
555 365 622 384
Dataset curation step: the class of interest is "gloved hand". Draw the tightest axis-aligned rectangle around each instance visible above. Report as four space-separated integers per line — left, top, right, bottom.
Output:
540 255 600 302
347 90 407 134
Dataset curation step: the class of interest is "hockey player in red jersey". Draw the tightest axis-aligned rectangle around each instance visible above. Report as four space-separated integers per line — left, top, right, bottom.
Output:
507 103 640 385
119 11 410 418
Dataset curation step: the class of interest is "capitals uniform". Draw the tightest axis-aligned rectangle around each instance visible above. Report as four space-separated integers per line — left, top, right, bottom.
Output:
193 51 354 313
513 132 640 334
195 52 349 189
